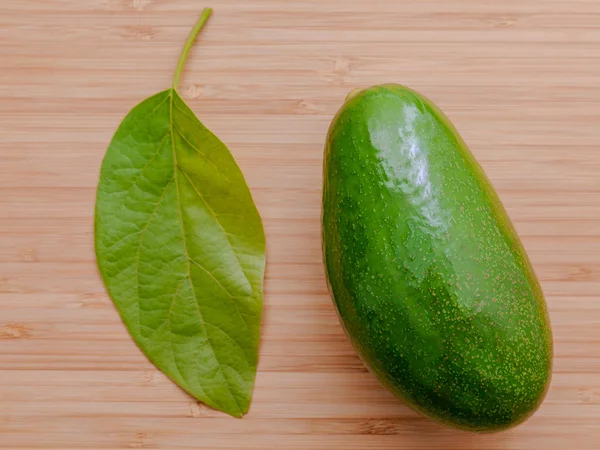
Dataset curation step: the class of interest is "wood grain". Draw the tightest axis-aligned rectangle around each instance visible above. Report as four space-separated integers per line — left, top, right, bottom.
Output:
1 0 600 448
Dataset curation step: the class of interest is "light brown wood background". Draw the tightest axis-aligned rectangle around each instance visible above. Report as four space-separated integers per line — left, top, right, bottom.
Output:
2 0 600 448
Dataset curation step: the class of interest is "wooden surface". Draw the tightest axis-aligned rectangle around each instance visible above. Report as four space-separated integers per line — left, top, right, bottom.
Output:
2 0 600 448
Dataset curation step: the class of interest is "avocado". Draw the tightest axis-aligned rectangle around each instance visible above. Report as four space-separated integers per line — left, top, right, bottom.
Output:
322 84 553 432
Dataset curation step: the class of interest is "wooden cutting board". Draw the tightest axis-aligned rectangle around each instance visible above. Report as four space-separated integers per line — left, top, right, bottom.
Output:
2 0 600 448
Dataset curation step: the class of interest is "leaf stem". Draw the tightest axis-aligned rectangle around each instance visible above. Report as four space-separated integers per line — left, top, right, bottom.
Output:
172 7 213 91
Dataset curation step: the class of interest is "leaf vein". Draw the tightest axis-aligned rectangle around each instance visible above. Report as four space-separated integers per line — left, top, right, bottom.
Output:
169 92 242 416
188 258 235 299
135 93 170 128
118 131 170 197
173 125 227 181
188 257 252 338
173 98 199 121
168 278 187 386
176 166 250 289
203 322 250 365
135 177 174 336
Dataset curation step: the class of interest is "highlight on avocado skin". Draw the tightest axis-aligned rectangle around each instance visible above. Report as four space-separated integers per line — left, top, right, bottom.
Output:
322 84 553 432
94 8 266 418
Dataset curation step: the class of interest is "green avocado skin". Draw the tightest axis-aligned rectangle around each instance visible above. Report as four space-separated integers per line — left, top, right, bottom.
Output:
322 84 553 432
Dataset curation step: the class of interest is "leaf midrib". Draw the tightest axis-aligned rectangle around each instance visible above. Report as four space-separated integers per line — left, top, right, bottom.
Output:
168 89 244 417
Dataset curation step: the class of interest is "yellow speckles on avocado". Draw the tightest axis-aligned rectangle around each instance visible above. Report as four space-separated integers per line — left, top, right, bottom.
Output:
322 84 553 433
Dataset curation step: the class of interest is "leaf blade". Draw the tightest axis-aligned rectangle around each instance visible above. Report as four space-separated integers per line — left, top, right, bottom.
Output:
95 89 265 417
